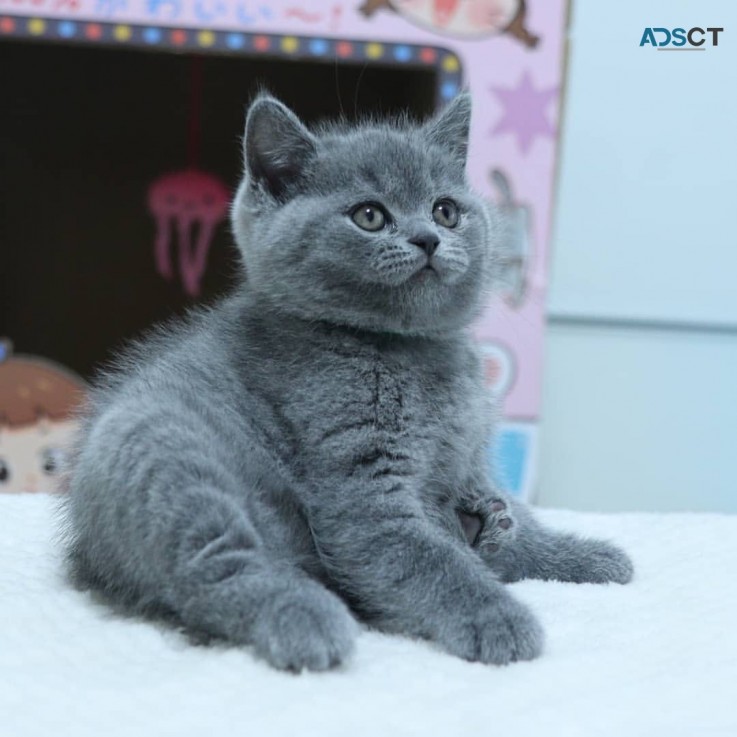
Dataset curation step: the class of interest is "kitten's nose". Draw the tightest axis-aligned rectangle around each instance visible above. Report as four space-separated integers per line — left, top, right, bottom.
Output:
408 231 440 257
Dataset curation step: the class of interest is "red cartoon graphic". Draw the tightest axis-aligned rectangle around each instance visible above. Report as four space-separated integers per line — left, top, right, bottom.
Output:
359 0 539 48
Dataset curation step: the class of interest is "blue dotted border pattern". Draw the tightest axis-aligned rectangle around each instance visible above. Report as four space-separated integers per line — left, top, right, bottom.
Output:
0 15 463 105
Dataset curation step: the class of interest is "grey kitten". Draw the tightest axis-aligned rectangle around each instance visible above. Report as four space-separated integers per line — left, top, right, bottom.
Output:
63 93 633 672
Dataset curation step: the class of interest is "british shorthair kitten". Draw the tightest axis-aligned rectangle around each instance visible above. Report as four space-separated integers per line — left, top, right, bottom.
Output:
63 93 632 671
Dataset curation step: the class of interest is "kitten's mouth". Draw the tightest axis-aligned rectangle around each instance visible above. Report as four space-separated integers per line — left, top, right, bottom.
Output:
386 260 440 287
405 262 440 286
415 263 437 278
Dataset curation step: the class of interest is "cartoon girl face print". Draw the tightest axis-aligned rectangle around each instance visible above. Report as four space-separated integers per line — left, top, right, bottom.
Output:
0 419 78 494
0 339 86 494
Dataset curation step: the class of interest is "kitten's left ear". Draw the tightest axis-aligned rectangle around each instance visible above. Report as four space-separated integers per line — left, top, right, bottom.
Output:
244 95 317 200
422 91 471 166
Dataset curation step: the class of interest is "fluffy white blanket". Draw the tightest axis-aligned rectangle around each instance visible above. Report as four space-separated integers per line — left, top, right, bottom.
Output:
1 495 735 737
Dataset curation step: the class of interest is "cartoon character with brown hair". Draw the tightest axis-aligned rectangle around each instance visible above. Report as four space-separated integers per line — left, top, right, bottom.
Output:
0 339 86 494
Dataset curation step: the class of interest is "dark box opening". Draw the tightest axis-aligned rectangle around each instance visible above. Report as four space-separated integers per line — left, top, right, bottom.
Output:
0 40 437 376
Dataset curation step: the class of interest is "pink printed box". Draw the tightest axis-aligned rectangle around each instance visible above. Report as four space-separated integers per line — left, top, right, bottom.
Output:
0 0 569 500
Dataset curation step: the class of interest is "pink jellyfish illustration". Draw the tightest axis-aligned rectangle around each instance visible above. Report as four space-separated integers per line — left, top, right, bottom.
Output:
147 169 229 297
146 58 230 297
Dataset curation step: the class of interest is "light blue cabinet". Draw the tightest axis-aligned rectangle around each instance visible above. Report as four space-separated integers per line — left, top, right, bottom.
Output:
549 0 737 327
538 0 737 512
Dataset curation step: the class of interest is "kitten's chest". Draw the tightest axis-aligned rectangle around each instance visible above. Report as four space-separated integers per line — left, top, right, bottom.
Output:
299 335 489 485
408 348 489 484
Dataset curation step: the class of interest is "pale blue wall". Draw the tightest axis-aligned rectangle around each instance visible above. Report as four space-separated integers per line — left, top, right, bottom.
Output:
537 0 737 512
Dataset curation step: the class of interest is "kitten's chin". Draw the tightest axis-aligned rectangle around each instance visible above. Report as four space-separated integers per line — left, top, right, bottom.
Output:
406 262 465 288
373 261 464 289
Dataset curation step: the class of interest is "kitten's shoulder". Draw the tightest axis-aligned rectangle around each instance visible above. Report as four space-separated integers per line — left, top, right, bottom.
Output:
88 295 243 402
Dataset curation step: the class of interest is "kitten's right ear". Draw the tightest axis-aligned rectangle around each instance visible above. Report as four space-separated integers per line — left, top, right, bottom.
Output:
243 96 316 200
422 91 471 167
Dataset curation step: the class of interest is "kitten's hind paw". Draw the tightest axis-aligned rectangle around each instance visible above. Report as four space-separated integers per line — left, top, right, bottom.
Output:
553 537 634 585
459 499 516 553
577 539 634 584
482 499 517 554
252 584 358 672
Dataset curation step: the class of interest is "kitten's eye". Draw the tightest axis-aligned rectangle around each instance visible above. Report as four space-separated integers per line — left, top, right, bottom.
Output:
351 203 387 232
432 199 460 228
40 447 64 476
0 458 9 483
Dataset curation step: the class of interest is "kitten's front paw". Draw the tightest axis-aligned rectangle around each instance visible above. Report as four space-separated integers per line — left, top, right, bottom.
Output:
252 585 358 672
443 590 544 666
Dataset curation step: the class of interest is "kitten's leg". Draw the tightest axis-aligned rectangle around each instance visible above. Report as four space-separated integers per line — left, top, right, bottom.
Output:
303 437 544 665
476 495 634 585
159 487 358 671
69 414 357 672
310 492 543 665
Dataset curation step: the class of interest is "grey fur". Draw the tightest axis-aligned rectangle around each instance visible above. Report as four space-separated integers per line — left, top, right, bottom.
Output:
62 93 633 672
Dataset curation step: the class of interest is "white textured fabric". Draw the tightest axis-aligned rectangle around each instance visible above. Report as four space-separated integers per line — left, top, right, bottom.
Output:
2 495 736 737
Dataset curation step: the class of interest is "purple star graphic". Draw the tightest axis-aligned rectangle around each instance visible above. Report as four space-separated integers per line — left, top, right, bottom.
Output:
490 72 558 155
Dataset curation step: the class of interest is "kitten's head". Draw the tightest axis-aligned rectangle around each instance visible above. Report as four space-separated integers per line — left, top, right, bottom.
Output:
231 93 495 336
